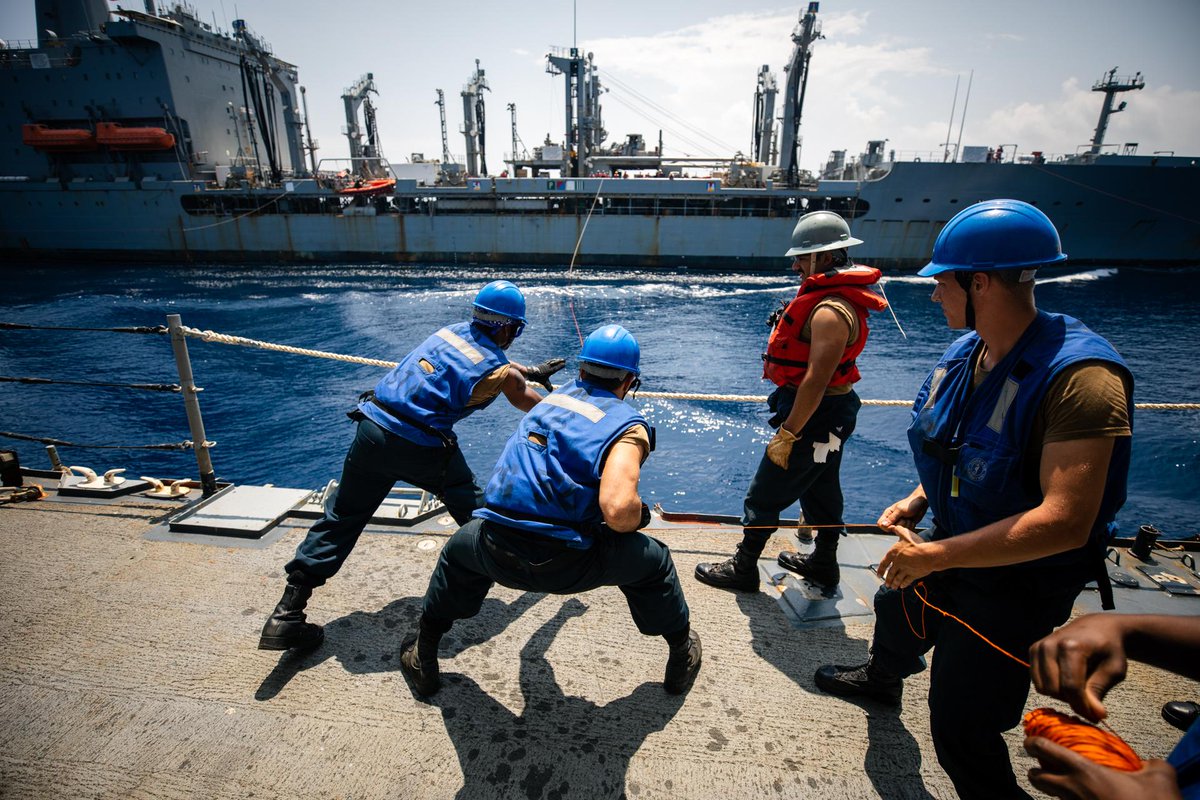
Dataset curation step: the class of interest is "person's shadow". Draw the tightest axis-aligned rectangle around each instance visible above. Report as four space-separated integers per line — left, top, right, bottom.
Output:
255 591 546 700
428 597 686 800
735 582 935 800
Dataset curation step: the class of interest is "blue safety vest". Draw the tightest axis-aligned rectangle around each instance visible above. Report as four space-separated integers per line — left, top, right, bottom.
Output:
1169 720 1200 800
359 321 509 447
908 311 1132 565
476 378 649 549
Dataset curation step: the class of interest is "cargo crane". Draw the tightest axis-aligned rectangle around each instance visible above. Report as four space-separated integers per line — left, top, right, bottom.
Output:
778 2 822 187
752 65 777 165
460 60 489 177
546 47 606 178
507 103 530 174
342 73 384 178
435 89 452 164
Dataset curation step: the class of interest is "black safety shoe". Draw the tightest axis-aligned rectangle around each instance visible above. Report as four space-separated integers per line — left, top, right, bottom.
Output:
814 661 902 705
777 550 840 588
694 547 759 591
664 630 703 695
1163 700 1200 732
400 635 442 697
258 584 325 651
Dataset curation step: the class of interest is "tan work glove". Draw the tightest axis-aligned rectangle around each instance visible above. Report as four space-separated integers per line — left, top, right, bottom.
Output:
766 427 798 469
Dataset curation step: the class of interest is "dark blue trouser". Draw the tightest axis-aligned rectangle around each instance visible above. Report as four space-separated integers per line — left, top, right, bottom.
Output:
741 389 861 552
285 419 483 587
420 518 690 637
869 568 1086 800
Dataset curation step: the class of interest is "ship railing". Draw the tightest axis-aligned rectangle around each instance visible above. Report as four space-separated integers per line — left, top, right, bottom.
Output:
0 316 217 498
4 315 1199 509
0 50 77 69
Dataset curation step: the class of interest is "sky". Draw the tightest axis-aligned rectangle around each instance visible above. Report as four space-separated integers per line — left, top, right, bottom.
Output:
4 1 1199 174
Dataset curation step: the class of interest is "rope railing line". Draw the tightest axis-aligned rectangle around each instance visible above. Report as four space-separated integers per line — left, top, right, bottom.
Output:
7 322 1199 410
0 322 168 335
0 431 208 451
180 326 399 368
0 376 181 393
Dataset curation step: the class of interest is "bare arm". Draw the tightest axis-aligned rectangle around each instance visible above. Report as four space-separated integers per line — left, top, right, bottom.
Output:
500 364 545 412
780 306 851 435
879 435 1115 587
598 439 644 533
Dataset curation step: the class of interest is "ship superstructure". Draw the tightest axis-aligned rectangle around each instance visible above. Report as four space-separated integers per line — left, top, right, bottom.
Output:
1 0 1196 268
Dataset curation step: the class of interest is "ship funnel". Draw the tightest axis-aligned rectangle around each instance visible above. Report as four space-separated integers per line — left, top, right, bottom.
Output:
35 0 109 47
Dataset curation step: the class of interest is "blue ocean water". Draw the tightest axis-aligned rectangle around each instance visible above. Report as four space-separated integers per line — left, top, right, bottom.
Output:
1 264 1197 537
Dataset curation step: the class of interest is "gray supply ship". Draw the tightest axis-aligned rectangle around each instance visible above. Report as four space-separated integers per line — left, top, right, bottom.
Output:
1 0 1197 269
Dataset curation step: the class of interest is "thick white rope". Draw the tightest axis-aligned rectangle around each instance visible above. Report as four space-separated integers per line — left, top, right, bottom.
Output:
179 326 1200 410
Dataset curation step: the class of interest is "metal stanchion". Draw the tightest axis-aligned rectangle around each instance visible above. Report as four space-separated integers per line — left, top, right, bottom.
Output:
166 314 217 497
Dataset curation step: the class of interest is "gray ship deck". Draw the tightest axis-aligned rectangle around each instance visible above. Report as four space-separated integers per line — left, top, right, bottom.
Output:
1 490 1196 799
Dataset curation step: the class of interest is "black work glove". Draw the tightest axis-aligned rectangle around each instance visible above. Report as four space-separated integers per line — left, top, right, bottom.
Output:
524 357 567 392
637 502 652 530
767 299 788 330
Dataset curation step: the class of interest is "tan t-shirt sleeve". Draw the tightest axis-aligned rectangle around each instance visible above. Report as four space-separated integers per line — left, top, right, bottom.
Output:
467 363 512 407
616 424 652 464
1040 362 1132 444
801 296 860 345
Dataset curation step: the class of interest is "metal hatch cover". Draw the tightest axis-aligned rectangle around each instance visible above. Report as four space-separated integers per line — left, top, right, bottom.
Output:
166 484 311 538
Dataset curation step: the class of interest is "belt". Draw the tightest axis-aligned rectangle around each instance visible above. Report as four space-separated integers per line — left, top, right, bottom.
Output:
359 390 456 448
482 524 587 575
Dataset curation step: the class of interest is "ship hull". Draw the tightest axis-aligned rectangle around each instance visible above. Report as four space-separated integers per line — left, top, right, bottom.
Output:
2 158 1197 270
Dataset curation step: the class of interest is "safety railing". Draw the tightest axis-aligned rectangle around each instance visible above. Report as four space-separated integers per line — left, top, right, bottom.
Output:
4 316 1198 502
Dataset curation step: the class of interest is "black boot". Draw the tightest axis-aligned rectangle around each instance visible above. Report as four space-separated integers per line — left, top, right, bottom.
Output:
777 549 840 588
663 628 703 695
400 620 444 697
258 583 324 651
814 658 902 705
1163 700 1200 732
694 543 760 591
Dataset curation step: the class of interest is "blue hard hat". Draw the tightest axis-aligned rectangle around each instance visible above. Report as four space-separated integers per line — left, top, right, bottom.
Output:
580 324 641 376
918 199 1068 277
473 280 527 323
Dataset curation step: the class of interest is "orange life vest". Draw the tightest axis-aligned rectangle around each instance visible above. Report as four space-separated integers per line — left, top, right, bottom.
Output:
762 265 888 388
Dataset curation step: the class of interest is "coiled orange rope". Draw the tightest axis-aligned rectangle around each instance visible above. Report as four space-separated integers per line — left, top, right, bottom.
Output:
901 581 1144 770
1023 708 1143 771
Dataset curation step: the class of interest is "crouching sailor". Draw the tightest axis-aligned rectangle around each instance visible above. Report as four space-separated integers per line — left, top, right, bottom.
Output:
399 324 702 696
258 280 565 651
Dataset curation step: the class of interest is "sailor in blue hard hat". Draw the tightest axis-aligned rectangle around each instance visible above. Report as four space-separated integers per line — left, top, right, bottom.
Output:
814 199 1135 798
399 323 702 698
258 280 567 652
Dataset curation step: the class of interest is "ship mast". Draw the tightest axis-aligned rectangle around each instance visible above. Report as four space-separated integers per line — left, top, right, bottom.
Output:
777 2 822 187
1089 67 1144 155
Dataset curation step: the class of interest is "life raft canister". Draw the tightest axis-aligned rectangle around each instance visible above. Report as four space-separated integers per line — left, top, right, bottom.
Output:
762 265 888 388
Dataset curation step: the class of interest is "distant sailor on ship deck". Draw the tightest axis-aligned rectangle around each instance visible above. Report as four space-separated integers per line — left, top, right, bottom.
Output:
694 210 887 592
258 280 566 652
